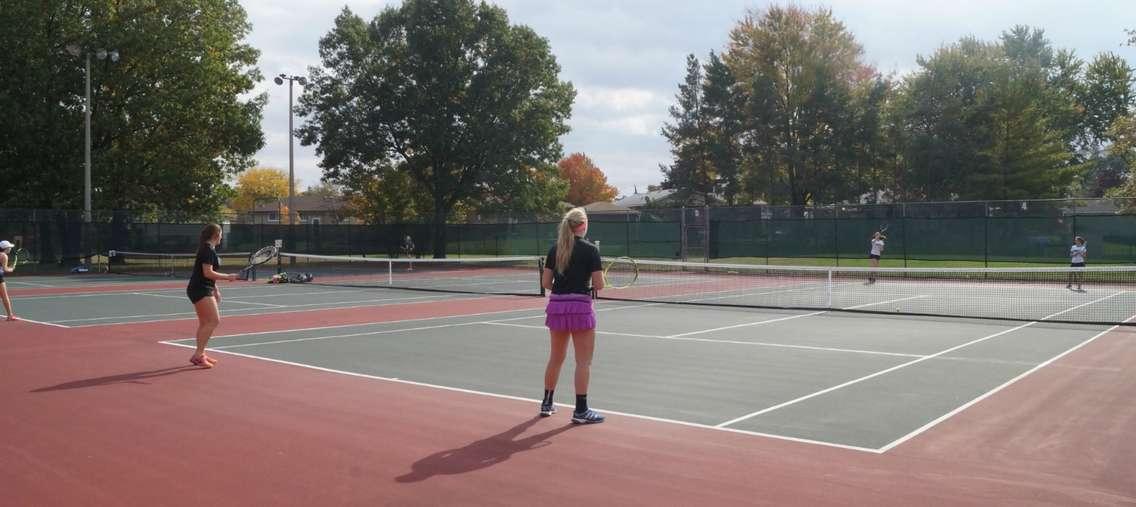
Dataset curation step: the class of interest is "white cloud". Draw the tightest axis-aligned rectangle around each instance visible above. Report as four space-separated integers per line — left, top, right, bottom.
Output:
571 114 667 137
574 87 667 113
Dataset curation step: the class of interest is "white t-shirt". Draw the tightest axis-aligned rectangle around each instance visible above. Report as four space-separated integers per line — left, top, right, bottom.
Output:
1070 244 1086 264
869 239 885 256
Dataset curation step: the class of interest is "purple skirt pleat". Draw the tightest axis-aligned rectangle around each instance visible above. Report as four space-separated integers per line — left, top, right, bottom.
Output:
545 293 596 331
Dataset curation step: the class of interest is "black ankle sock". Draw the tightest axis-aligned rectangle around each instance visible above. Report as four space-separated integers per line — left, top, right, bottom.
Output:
542 389 554 405
575 394 588 413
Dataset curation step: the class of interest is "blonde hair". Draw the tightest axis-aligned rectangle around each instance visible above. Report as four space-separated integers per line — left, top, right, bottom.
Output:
555 207 588 273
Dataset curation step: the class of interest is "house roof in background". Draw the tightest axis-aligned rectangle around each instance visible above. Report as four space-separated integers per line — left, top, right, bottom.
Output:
582 201 639 214
251 195 346 213
614 189 676 208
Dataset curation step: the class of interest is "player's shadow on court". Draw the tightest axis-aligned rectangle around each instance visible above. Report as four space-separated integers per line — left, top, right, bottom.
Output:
396 416 576 483
30 366 197 392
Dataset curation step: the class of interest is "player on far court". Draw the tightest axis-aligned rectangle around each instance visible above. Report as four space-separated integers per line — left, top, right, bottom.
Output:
1067 236 1087 292
540 207 605 424
0 240 18 321
401 235 415 271
186 224 240 368
867 231 885 284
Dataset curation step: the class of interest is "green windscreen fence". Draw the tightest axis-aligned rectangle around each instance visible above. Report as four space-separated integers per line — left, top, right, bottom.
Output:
2 204 1134 272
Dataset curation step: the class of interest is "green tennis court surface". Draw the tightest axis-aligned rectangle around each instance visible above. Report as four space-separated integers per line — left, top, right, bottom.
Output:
163 301 1127 451
12 257 1134 450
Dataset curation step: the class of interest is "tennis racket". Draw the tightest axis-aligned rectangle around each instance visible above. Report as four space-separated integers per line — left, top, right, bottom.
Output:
602 256 638 289
11 248 30 268
237 245 279 281
878 223 889 239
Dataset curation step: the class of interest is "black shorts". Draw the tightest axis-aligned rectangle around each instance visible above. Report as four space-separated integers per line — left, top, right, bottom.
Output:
868 254 881 260
187 286 214 304
1070 262 1085 268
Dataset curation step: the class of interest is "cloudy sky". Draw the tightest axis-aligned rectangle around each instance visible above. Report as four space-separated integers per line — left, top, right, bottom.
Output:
243 0 1136 197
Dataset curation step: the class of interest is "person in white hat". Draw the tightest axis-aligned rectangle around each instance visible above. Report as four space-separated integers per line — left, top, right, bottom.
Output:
0 240 17 321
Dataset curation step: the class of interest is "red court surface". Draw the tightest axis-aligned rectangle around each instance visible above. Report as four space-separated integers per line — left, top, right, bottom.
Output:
2 284 1134 506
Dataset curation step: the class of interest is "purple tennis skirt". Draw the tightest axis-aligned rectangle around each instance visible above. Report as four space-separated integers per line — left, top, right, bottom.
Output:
545 293 596 331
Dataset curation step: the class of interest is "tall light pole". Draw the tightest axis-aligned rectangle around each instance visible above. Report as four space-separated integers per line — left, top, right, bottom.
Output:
274 74 306 225
67 45 119 221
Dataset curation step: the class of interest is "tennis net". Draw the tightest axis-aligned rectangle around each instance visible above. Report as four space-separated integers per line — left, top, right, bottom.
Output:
106 250 252 277
599 259 1136 326
276 252 545 297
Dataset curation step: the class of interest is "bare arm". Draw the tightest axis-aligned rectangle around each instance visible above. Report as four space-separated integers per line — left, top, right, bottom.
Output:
542 268 554 291
591 270 605 292
203 264 236 282
0 253 12 274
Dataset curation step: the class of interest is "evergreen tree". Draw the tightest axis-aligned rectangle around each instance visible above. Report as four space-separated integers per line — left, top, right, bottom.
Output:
659 54 715 198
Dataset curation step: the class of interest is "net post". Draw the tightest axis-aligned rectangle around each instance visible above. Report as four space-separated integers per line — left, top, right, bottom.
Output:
703 205 710 262
388 259 393 286
537 257 546 296
901 215 908 268
833 217 839 266
826 269 833 308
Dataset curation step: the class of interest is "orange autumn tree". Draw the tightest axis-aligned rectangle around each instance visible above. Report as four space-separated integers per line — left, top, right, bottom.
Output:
557 153 618 205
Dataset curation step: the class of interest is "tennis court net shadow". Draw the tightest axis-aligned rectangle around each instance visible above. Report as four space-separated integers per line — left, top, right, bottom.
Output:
30 365 198 392
396 416 577 483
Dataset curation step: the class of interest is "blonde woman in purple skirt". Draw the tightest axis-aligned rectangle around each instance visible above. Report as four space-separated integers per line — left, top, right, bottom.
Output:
540 207 605 424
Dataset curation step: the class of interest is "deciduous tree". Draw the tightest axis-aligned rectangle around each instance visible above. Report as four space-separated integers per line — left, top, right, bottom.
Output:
298 1 573 256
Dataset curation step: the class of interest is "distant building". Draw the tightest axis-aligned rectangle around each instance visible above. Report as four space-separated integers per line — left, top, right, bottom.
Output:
614 188 677 209
581 201 640 220
239 195 358 224
614 188 730 208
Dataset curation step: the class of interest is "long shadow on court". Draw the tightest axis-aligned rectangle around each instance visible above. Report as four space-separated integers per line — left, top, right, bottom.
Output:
30 366 199 392
396 416 576 483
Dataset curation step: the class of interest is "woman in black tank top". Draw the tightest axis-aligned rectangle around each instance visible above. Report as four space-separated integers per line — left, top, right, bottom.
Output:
186 224 239 368
0 240 17 321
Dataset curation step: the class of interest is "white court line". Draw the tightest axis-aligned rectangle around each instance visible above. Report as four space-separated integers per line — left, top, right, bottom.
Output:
76 293 531 328
7 282 382 300
876 311 1136 452
483 321 663 339
934 354 1123 372
159 340 881 453
841 295 929 310
219 299 286 308
657 294 928 338
667 311 828 338
197 288 370 299
131 292 284 308
57 293 463 323
5 280 58 288
131 292 186 300
16 291 133 301
483 321 923 358
714 290 1129 429
198 301 661 349
682 284 821 303
199 307 549 340
212 320 488 349
13 317 72 328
